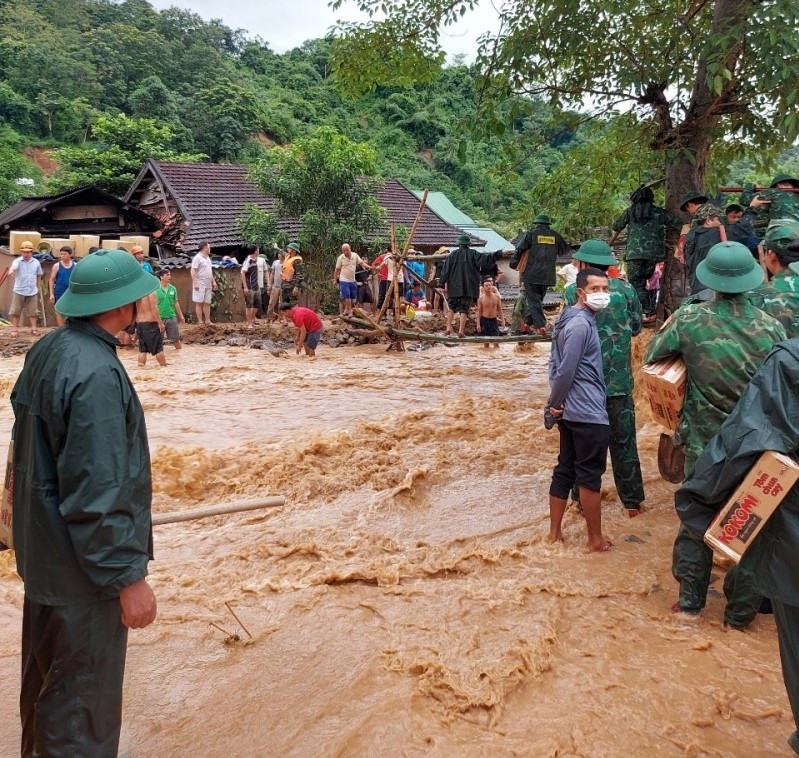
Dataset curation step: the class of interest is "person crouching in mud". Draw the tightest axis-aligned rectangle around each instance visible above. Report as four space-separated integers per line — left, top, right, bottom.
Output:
546 267 613 553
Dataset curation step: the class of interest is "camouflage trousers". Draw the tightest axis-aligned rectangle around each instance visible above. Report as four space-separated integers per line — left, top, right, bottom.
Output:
280 281 298 306
572 394 644 509
627 259 656 316
672 524 762 628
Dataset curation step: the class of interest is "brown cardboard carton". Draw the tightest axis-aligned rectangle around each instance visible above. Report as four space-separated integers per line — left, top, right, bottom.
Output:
0 441 13 550
67 235 101 258
704 451 799 563
10 231 41 254
102 239 122 250
120 235 150 253
41 238 73 255
642 357 687 431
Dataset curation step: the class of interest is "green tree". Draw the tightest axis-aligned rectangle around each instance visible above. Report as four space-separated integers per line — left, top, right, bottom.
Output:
332 0 799 308
244 126 385 303
48 114 204 195
0 124 41 212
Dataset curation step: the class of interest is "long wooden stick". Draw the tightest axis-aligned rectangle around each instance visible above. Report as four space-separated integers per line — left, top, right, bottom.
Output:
152 497 285 525
340 316 550 343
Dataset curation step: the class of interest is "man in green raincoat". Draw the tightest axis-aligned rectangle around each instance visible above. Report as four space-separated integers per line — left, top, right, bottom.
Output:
11 249 158 756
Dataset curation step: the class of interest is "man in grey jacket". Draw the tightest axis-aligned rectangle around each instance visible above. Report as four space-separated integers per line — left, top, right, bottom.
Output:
547 267 612 552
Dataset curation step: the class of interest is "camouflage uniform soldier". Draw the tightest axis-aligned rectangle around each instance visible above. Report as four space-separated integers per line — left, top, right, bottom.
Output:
748 174 799 225
511 213 570 333
747 222 799 337
645 241 787 629
611 186 683 321
563 240 645 516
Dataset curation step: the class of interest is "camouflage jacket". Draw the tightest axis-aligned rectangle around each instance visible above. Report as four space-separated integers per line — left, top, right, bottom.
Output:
564 277 642 396
767 189 799 224
611 206 683 262
644 295 786 463
747 288 799 337
769 269 799 293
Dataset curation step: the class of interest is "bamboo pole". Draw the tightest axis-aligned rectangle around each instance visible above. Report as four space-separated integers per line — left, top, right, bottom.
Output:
340 316 550 344
152 496 285 526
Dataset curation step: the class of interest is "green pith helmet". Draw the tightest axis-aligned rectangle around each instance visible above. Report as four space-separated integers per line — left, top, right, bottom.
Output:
679 191 709 212
457 233 471 244
693 203 722 222
55 249 158 318
696 241 764 293
287 242 301 253
764 221 799 254
769 173 799 188
574 239 617 266
533 213 551 225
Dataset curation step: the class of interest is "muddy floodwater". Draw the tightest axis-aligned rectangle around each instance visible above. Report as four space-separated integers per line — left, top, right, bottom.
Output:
0 330 793 757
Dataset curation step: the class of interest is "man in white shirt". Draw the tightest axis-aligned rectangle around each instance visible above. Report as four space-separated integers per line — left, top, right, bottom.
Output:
557 258 579 288
9 240 44 337
333 243 369 316
190 242 217 327
267 250 284 321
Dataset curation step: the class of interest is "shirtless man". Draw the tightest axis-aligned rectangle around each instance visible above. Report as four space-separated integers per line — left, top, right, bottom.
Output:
476 277 505 348
135 289 167 367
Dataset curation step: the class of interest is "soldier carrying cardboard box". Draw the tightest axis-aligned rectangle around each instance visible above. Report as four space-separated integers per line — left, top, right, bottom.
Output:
644 241 786 630
676 288 799 754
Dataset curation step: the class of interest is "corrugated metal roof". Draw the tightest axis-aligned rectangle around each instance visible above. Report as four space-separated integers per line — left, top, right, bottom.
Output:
411 190 476 226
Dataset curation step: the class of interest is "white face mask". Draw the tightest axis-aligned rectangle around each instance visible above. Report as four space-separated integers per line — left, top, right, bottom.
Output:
584 292 611 311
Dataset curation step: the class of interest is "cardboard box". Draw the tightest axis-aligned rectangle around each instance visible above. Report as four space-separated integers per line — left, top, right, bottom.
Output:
10 231 41 254
69 234 101 258
0 441 13 550
120 235 150 253
113 240 138 253
642 357 687 431
704 451 799 563
41 238 73 255
102 239 122 250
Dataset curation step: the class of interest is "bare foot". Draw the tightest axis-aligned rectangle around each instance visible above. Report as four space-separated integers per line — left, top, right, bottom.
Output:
547 532 563 544
587 539 613 553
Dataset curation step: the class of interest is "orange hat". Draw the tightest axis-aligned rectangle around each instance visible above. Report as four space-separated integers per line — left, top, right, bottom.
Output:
131 245 144 254
20 240 34 251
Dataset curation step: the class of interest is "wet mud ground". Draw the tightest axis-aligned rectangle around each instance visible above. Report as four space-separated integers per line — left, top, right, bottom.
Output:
0 323 792 757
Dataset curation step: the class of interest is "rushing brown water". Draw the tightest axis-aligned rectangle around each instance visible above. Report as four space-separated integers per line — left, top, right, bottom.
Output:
0 329 792 757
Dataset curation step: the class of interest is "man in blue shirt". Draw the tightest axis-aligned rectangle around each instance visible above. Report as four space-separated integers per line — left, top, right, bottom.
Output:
547 266 612 553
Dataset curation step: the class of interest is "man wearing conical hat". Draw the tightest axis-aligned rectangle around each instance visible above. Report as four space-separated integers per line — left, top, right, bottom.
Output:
644 241 786 630
10 249 158 755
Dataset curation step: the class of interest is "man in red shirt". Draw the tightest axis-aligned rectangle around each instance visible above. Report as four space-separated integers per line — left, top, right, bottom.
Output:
280 303 324 357
370 248 391 310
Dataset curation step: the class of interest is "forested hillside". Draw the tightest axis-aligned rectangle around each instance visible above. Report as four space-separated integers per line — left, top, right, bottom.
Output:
0 0 795 239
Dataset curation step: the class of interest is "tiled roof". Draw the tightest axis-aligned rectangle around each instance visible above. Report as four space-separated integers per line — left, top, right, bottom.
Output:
376 179 484 248
125 161 301 252
125 161 482 252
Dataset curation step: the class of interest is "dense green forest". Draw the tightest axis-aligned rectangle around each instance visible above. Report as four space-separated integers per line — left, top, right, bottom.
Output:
0 0 796 239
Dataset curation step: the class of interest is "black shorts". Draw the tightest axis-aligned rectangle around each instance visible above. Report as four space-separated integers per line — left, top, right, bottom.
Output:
550 420 610 497
480 317 499 336
357 283 374 304
137 321 164 355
